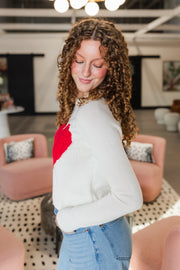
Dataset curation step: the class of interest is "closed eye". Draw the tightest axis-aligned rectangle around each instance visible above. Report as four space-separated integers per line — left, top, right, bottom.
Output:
75 60 84 64
93 64 104 68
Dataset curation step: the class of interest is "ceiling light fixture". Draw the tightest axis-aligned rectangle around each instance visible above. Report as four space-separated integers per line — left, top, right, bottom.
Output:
54 0 69 13
70 0 88 9
54 0 126 16
105 0 125 12
85 1 99 16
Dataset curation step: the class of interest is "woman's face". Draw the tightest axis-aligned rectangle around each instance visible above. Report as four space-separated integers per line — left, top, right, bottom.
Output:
71 40 107 98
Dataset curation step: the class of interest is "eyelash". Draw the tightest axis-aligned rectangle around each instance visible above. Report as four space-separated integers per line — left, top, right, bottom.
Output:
93 64 103 68
75 60 83 64
75 60 103 68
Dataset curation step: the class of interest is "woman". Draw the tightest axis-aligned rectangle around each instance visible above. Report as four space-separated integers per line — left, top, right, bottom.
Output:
53 18 143 270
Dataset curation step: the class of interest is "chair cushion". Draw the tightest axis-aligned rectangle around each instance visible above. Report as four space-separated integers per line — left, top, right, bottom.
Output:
4 138 34 163
124 141 154 163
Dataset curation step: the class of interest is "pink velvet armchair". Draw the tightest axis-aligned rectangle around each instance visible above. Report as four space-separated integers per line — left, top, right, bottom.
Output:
0 134 53 200
130 134 166 202
130 216 180 270
0 225 25 270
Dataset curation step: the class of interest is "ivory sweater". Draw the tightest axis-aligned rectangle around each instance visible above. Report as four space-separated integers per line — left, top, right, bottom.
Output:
52 98 143 232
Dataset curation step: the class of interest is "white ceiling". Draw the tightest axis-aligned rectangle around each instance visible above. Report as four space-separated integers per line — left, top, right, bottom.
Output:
0 0 180 41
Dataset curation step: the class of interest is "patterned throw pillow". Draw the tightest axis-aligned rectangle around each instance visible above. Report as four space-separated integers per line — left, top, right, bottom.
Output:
124 141 154 163
4 138 34 163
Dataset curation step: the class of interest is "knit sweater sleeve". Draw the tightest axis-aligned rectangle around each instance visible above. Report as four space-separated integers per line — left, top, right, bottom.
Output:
56 100 143 232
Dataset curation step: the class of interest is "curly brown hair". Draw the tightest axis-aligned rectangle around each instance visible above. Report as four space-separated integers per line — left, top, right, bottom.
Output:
56 18 138 145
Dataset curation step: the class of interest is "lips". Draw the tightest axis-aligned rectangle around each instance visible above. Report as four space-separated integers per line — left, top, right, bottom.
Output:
79 78 92 84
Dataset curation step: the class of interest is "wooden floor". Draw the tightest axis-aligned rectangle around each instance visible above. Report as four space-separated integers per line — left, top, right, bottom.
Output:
8 109 180 195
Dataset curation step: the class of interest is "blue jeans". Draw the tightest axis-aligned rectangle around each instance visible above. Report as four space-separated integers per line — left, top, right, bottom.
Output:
57 216 132 270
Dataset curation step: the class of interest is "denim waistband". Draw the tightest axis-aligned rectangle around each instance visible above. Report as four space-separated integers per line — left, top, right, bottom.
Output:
65 216 124 235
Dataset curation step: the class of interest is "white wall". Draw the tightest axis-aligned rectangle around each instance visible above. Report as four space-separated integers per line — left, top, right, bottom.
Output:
0 34 64 112
141 58 180 107
0 34 180 111
128 40 180 107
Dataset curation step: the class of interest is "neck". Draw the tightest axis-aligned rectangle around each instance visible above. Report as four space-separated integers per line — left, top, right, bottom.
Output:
77 92 89 99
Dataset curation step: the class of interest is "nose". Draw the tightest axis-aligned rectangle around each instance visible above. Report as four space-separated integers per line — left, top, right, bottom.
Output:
82 63 91 78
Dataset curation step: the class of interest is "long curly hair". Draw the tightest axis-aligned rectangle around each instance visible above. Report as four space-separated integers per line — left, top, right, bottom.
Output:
56 18 138 145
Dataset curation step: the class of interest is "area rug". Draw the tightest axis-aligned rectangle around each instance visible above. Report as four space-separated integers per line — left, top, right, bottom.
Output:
0 179 180 270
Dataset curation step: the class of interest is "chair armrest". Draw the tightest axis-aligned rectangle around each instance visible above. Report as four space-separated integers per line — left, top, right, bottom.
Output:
133 134 166 174
161 226 180 270
0 139 6 167
33 134 48 158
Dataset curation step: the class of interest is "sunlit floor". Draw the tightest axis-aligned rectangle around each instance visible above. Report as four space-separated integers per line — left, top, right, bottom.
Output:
8 109 180 195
